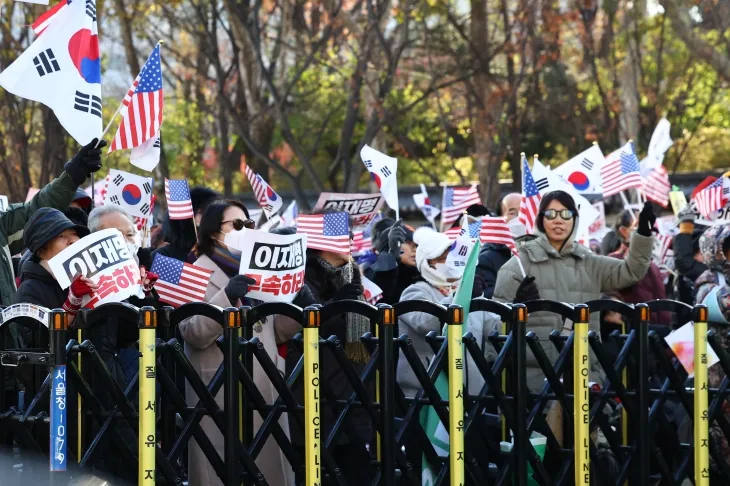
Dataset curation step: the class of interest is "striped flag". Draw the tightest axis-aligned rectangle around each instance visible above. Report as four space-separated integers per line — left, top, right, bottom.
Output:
362 276 383 304
519 155 541 234
31 0 69 35
165 179 194 220
642 165 671 208
242 163 283 219
109 44 164 152
440 185 481 228
693 177 726 218
297 212 351 254
151 255 213 307
352 230 372 254
654 234 672 265
601 142 643 197
480 217 517 253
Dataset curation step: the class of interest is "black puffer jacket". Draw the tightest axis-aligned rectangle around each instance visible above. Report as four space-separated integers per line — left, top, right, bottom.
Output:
286 256 373 447
476 243 512 299
364 252 421 304
14 258 66 309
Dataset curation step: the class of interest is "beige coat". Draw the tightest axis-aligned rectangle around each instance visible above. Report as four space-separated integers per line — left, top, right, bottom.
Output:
179 254 297 486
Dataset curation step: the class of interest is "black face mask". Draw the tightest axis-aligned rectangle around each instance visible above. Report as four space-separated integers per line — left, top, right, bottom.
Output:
63 207 88 227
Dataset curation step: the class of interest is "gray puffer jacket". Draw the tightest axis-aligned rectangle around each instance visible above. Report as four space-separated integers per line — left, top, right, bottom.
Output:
493 231 653 392
397 281 501 398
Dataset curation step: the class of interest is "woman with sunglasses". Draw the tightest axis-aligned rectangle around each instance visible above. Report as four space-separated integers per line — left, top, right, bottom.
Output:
179 199 298 486
493 190 656 392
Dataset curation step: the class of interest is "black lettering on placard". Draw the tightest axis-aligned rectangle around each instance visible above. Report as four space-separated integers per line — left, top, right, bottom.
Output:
323 197 381 215
62 234 132 281
250 240 305 271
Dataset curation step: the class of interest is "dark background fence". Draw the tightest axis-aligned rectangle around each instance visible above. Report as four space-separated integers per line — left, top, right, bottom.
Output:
0 298 726 485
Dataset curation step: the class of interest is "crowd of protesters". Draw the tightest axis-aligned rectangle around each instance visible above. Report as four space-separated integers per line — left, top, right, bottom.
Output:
2 141 730 484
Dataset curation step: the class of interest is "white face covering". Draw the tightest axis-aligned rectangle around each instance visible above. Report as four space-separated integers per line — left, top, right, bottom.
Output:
435 262 464 280
418 260 463 291
127 241 140 265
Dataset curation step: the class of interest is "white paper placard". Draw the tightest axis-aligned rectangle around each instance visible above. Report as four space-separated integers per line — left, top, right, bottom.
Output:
314 192 384 227
664 322 719 378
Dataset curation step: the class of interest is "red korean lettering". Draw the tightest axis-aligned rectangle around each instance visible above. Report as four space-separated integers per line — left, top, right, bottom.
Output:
261 275 282 296
96 275 119 299
112 264 137 289
293 270 304 293
244 274 262 292
281 273 293 295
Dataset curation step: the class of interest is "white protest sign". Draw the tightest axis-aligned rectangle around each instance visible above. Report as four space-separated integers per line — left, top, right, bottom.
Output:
314 192 385 227
664 322 719 378
588 201 605 235
0 195 8 212
0 304 50 326
225 228 307 303
48 229 142 308
656 215 678 236
362 276 383 304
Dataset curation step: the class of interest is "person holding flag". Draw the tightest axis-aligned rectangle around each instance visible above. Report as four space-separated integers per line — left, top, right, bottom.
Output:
364 219 421 304
493 191 656 392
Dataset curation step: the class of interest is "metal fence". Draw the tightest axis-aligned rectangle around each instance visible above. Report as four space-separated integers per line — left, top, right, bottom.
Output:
0 298 726 485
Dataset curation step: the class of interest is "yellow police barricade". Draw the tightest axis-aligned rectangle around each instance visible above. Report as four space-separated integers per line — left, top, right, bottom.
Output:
447 304 465 486
694 305 709 486
138 307 157 485
574 304 590 486
304 306 321 486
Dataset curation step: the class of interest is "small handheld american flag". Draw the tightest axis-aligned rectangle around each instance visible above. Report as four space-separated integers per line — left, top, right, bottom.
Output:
693 177 726 218
519 155 541 234
297 212 351 254
642 165 670 208
165 179 195 220
109 44 164 153
151 255 213 307
441 185 481 228
601 142 643 197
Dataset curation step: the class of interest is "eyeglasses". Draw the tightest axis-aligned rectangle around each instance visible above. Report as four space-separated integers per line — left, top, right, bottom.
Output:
222 218 256 231
542 209 574 221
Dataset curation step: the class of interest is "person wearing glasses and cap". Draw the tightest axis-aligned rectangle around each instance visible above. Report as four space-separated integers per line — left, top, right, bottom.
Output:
493 190 655 392
179 198 304 486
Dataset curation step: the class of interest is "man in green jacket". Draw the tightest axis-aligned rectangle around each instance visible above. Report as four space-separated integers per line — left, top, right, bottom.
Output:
0 138 106 305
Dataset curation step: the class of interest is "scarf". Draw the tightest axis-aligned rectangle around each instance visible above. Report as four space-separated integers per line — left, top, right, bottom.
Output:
210 243 241 279
316 256 371 363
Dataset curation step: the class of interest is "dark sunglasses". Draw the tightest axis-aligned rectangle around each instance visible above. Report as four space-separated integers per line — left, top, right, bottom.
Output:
542 209 574 221
222 218 256 231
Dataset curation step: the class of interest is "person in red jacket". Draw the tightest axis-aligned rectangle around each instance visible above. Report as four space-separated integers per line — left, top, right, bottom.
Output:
609 209 671 325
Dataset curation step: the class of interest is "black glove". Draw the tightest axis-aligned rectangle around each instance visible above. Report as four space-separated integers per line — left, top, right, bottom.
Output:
472 274 485 298
332 283 363 301
293 284 316 308
225 275 256 304
388 220 407 257
514 276 540 303
64 138 107 185
636 201 656 237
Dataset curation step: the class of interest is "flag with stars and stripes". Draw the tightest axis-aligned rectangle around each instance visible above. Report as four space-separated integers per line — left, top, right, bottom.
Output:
642 165 671 208
601 142 643 197
242 163 283 220
109 44 164 153
165 179 194 220
440 185 481 229
446 216 517 254
693 177 726 218
297 212 351 254
519 155 541 234
151 255 213 308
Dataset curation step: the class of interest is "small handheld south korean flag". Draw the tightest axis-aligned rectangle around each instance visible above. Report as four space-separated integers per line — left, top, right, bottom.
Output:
413 183 440 225
103 169 153 218
242 163 283 220
360 145 399 219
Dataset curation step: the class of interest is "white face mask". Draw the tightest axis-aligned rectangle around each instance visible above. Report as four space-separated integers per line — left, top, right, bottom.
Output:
127 241 140 265
507 217 526 239
435 262 464 280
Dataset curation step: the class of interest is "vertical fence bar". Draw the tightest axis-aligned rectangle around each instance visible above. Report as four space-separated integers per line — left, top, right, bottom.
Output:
573 304 590 486
378 304 396 486
49 309 68 472
693 304 710 486
158 307 176 455
501 320 508 443
303 305 322 486
636 304 650 483
447 304 465 486
512 304 528 486
224 307 242 486
75 314 85 462
621 320 628 483
138 307 157 485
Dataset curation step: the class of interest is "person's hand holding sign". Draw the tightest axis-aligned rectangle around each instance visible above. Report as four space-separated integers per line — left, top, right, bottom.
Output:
140 266 159 295
63 274 98 322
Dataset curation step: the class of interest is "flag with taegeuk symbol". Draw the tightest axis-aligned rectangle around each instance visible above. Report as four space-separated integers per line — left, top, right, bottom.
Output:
297 212 351 254
360 144 399 213
102 169 153 219
109 43 163 153
165 179 194 220
242 162 283 220
151 254 213 308
519 155 541 234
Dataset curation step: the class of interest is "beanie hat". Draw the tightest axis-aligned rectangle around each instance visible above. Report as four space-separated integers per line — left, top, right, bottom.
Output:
24 208 90 255
413 227 453 270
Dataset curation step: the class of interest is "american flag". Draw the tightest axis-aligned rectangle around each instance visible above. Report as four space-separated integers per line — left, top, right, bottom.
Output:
351 230 372 254
643 165 671 208
151 255 213 307
441 185 481 228
693 177 726 218
109 44 164 152
165 179 194 220
31 0 69 35
601 143 643 197
480 217 517 253
297 212 351 254
519 155 541 234
654 234 672 264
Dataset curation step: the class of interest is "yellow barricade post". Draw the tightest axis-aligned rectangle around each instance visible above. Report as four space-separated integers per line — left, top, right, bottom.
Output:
694 305 710 486
303 306 321 486
138 307 157 485
447 304 465 486
573 304 590 486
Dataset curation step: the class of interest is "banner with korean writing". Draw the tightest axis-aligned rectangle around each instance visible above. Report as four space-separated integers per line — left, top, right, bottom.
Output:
313 192 384 226
48 229 142 308
225 228 307 303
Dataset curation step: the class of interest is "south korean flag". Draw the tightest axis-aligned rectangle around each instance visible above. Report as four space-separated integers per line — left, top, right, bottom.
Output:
103 169 153 218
